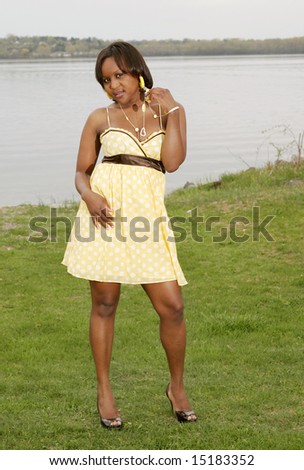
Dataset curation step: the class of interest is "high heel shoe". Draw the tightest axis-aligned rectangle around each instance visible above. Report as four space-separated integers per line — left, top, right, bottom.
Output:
97 399 123 429
166 383 197 423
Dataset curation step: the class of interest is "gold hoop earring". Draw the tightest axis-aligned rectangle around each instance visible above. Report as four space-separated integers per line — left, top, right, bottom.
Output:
106 91 113 100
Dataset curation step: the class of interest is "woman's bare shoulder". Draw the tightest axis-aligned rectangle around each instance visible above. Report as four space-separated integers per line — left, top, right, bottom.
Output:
85 107 109 134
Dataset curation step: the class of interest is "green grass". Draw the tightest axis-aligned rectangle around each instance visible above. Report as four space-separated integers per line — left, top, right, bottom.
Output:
1 161 304 450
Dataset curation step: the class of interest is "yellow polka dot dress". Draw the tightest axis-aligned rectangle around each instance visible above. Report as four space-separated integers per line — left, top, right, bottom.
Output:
62 121 187 286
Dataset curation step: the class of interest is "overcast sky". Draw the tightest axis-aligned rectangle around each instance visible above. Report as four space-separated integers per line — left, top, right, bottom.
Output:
1 0 303 40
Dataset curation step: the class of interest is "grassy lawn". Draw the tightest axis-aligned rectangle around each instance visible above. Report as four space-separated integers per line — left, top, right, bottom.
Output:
1 161 304 450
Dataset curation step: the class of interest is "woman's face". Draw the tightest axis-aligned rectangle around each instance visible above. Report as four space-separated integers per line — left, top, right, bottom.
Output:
101 56 139 106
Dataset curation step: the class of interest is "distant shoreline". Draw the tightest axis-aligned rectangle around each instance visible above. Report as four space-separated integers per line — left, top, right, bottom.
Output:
1 53 304 62
1 35 304 60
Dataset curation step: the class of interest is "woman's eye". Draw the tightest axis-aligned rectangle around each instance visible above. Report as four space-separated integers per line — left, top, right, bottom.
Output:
116 73 124 78
103 78 110 84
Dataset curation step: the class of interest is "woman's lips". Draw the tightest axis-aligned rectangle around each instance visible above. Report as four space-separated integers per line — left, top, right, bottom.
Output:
113 91 124 99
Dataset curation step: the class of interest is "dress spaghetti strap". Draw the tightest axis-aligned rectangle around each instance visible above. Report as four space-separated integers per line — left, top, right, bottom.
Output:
106 107 111 127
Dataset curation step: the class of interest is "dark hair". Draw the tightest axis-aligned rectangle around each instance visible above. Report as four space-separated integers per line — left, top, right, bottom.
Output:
95 41 153 89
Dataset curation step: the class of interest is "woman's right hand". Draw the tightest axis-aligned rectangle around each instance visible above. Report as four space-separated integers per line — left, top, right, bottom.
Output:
82 190 114 229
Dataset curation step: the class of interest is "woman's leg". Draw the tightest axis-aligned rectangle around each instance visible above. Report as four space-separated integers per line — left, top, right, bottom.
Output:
89 281 121 421
141 280 196 419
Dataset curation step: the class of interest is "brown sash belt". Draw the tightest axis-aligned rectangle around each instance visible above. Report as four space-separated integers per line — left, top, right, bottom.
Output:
102 154 166 174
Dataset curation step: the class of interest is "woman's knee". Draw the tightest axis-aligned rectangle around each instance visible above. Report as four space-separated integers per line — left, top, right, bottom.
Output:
143 281 185 323
90 282 120 318
93 296 118 318
159 300 184 323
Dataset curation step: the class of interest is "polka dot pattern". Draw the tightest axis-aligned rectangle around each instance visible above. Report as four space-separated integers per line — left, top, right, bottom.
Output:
62 128 187 286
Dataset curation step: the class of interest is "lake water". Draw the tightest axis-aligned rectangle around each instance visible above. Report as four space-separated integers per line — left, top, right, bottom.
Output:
0 55 303 206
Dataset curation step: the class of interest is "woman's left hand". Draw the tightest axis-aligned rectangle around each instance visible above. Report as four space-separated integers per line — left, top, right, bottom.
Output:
147 88 177 113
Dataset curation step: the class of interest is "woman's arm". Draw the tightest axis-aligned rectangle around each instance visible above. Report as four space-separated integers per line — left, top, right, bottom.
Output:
75 109 113 228
75 111 101 196
149 88 186 172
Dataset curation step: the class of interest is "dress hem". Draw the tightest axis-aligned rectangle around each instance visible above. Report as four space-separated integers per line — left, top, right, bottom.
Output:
62 263 188 286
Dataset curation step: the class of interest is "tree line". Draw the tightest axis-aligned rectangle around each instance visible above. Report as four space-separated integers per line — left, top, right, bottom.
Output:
1 35 304 59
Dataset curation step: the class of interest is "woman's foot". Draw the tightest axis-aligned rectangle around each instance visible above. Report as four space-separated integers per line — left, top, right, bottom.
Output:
97 388 122 429
166 383 197 423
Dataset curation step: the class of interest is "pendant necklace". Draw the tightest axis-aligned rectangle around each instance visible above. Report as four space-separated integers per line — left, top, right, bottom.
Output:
119 103 147 138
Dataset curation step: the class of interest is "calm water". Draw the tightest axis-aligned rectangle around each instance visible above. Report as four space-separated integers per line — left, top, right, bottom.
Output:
0 55 303 206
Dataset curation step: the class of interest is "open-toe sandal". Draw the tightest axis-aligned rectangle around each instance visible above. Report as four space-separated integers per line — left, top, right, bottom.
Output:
166 383 197 423
100 416 123 429
97 399 123 429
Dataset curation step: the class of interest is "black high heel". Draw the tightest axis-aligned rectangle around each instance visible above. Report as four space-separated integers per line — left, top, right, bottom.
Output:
97 399 123 429
166 383 197 423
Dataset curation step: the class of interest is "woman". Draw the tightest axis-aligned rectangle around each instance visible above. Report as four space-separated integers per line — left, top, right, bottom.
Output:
62 41 197 428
